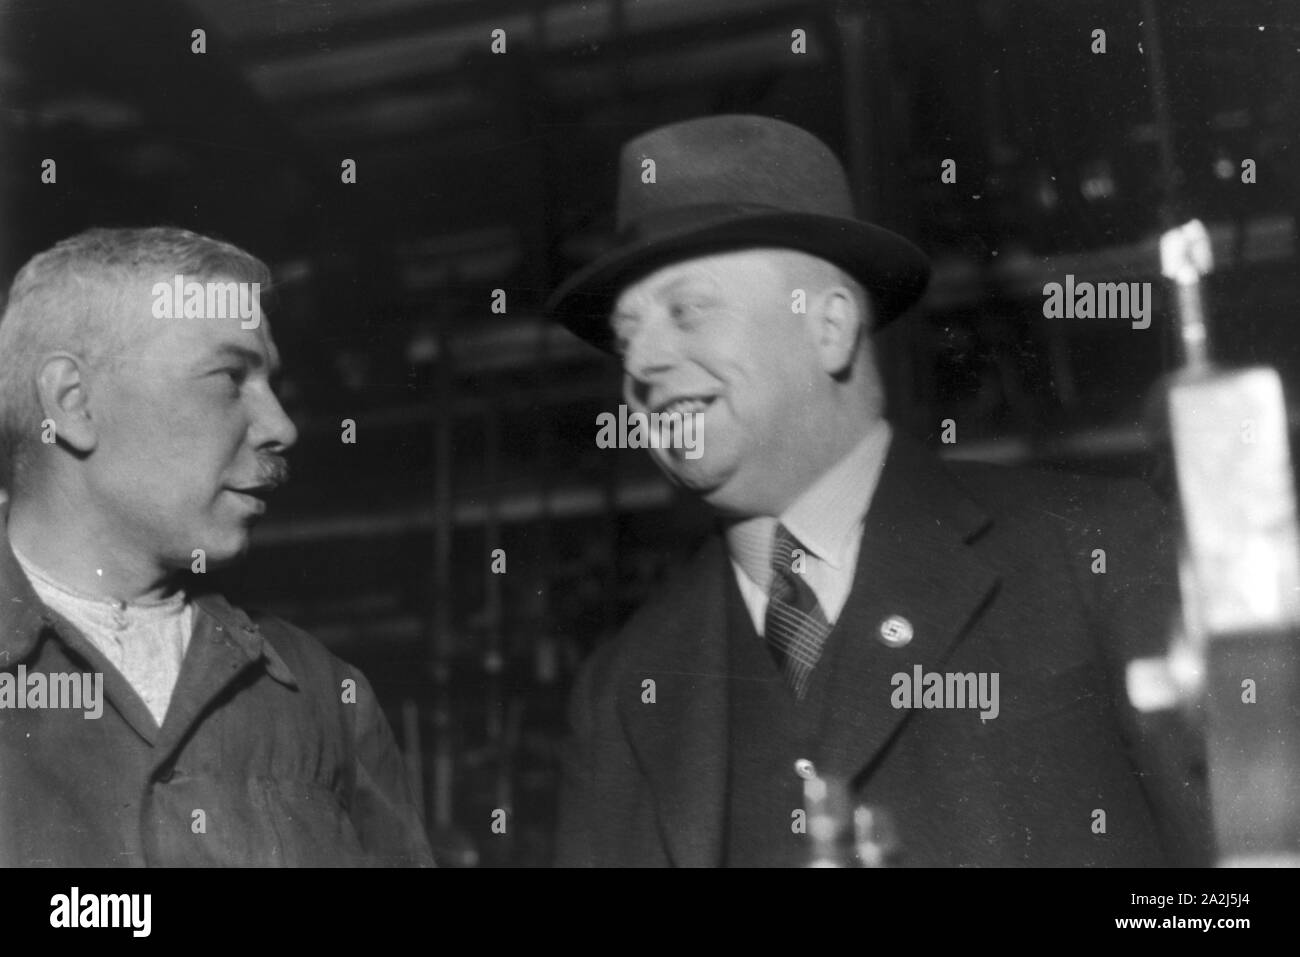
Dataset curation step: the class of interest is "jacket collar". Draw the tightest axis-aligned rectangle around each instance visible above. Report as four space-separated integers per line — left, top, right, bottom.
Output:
617 431 999 865
0 504 61 669
187 591 297 689
150 591 297 756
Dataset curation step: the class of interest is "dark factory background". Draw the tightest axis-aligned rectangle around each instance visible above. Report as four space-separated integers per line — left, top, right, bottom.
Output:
1 0 1296 866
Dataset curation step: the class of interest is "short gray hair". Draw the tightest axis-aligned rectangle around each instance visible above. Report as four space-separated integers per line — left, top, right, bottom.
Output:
0 226 271 487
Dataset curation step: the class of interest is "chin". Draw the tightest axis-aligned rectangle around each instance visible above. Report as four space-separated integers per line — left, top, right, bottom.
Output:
676 463 771 516
653 452 732 499
206 544 248 568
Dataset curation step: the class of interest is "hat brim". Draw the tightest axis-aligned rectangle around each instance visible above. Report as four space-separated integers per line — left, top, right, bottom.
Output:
545 212 931 353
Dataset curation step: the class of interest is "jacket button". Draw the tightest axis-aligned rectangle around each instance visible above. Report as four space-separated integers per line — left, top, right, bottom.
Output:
879 615 914 648
794 758 816 780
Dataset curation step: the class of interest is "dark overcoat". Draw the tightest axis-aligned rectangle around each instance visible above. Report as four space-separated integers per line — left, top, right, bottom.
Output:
557 435 1213 866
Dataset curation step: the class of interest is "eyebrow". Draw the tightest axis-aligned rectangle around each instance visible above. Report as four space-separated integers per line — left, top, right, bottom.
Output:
613 274 718 320
661 274 716 294
205 343 281 377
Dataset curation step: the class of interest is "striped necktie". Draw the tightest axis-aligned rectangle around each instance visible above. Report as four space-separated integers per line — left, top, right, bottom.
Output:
765 523 831 699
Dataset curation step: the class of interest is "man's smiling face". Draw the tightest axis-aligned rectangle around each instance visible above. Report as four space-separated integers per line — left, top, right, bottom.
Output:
611 248 837 516
84 275 298 571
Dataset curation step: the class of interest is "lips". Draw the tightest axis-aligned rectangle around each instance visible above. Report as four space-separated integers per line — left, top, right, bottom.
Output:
229 485 275 499
227 487 270 511
225 482 280 517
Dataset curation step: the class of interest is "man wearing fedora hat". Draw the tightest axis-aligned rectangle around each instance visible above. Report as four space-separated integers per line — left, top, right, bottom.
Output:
548 115 1210 867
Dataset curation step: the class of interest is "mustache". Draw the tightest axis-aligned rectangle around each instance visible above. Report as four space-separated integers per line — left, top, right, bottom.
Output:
253 457 290 489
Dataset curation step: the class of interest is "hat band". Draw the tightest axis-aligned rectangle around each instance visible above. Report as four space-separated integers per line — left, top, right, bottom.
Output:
616 202 789 244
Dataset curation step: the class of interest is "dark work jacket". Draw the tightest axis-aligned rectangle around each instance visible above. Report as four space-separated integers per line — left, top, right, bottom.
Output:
556 434 1214 867
0 511 434 867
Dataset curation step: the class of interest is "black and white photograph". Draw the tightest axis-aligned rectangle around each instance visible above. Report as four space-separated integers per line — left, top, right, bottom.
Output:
0 0 1295 926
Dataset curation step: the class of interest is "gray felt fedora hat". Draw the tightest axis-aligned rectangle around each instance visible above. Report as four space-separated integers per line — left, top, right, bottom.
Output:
546 114 931 352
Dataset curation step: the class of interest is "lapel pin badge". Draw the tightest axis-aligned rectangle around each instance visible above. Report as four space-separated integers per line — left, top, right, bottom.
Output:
879 615 914 648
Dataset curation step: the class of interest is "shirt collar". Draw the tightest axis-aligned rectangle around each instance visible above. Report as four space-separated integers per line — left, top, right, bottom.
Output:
783 418 892 569
725 418 893 586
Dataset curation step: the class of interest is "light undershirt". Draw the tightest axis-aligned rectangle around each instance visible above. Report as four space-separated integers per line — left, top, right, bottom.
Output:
12 548 193 727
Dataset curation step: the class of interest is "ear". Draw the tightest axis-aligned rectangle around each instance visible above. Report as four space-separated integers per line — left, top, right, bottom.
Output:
35 353 98 454
808 287 864 377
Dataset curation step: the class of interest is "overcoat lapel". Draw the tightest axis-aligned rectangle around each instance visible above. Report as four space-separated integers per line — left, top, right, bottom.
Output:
816 435 999 783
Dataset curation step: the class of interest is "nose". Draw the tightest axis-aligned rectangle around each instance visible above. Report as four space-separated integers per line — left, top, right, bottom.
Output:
622 316 678 389
253 386 299 453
